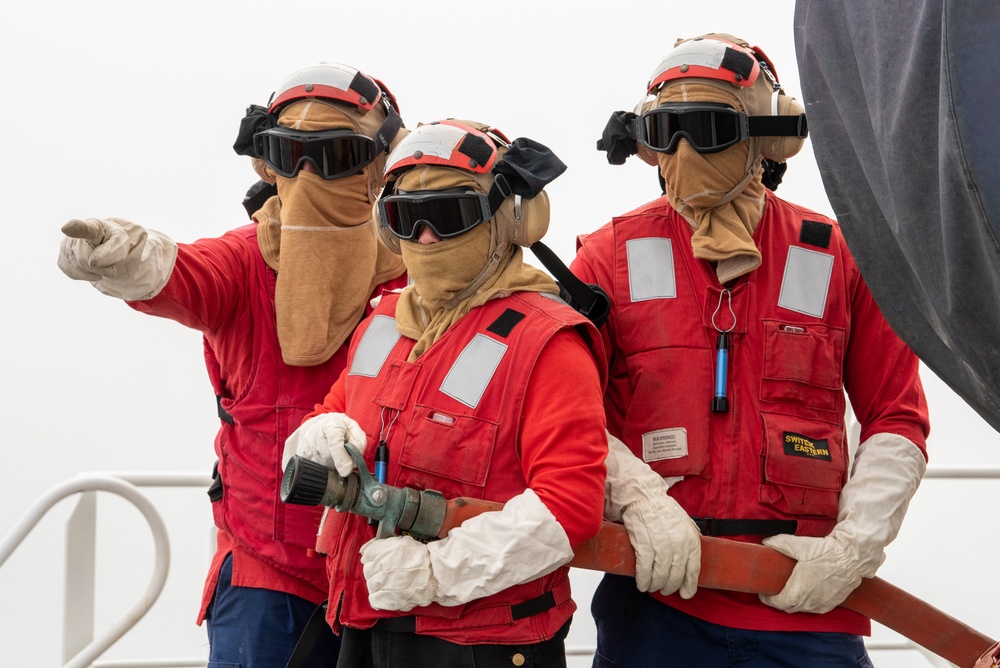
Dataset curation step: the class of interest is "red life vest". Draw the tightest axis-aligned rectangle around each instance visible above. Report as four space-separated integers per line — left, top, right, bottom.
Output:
574 191 928 634
317 291 604 644
134 223 408 613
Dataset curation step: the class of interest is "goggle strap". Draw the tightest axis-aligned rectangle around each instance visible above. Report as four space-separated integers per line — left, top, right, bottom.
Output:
373 106 404 155
747 114 809 139
487 174 512 219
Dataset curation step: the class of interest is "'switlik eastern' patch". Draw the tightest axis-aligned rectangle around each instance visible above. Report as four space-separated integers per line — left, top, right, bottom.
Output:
783 431 832 461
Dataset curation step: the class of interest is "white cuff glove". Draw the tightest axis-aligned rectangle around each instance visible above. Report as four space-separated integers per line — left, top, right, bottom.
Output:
360 488 573 611
58 218 178 300
604 432 701 599
282 412 367 477
760 432 926 614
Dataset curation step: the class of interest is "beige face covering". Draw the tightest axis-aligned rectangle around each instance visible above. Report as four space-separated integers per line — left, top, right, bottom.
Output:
252 99 405 366
656 82 766 284
390 166 558 360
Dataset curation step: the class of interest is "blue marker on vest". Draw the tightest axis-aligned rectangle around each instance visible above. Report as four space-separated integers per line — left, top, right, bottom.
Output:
369 440 389 527
712 331 730 413
374 440 388 484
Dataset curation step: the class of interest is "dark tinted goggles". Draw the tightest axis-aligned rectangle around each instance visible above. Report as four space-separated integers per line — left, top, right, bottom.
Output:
378 188 492 240
638 102 749 154
253 127 378 179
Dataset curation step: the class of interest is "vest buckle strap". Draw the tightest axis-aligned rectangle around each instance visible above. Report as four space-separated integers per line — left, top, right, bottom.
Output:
691 516 797 537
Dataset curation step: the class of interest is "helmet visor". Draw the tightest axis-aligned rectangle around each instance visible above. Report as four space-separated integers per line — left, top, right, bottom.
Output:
253 127 378 179
638 103 748 154
379 189 492 240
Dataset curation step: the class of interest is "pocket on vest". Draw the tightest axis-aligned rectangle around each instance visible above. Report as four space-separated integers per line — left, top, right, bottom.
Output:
759 412 847 519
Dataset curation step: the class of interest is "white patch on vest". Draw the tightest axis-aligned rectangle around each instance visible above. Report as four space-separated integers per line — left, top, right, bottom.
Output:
348 315 401 377
627 238 676 301
642 428 688 462
778 246 834 318
440 334 508 408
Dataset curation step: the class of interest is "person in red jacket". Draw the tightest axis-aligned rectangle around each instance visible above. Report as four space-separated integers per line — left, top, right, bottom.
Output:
284 119 609 667
574 34 931 666
56 63 408 668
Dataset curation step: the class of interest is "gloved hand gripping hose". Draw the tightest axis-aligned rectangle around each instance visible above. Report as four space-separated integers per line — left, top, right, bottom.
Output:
282 451 997 667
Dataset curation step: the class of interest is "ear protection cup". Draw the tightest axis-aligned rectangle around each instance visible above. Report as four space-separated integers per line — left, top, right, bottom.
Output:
372 198 403 254
495 189 550 247
760 93 806 163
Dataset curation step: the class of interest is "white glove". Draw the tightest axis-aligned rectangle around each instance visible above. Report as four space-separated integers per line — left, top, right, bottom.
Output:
58 217 177 300
760 432 926 614
360 535 437 612
360 488 573 611
604 432 701 599
282 412 367 477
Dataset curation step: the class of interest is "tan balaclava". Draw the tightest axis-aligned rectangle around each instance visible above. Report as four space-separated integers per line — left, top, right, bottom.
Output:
655 33 780 284
657 81 766 284
391 165 558 360
253 99 406 366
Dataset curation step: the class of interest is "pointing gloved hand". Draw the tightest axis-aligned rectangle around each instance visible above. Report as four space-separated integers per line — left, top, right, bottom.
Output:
361 488 573 611
282 412 367 477
760 433 926 614
58 217 178 300
604 432 701 599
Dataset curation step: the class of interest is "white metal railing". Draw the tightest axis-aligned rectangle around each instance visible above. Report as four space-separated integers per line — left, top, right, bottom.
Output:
1 468 997 668
0 471 211 668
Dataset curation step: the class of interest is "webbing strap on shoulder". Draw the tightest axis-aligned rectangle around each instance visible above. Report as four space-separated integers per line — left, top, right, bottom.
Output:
529 241 610 328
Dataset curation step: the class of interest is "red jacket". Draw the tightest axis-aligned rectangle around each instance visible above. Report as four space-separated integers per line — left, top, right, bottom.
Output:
311 291 608 644
128 224 408 622
572 191 929 635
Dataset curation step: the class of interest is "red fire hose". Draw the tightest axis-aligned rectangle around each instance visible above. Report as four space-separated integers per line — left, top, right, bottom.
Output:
443 497 998 668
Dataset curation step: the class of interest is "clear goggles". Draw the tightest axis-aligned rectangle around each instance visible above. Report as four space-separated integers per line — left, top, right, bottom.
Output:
637 102 750 155
378 188 492 241
253 127 378 179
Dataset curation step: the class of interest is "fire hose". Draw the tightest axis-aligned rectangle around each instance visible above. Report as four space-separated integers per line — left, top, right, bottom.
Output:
282 448 1000 668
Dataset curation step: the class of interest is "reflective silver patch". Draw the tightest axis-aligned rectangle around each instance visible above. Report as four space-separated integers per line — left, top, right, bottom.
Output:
348 315 401 377
778 246 834 318
440 334 508 408
627 238 676 301
538 292 568 305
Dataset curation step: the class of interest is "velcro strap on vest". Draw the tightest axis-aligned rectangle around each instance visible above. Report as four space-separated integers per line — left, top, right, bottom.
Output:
207 459 223 502
371 589 559 633
216 395 234 425
691 517 797 537
486 309 526 338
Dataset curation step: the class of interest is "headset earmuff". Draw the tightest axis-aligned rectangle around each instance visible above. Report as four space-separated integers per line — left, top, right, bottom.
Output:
496 190 550 247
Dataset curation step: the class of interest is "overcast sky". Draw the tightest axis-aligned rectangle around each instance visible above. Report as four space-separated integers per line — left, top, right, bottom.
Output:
2 2 999 666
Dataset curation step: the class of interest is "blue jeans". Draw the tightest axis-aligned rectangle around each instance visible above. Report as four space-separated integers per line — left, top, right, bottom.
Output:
205 552 340 668
591 574 874 668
